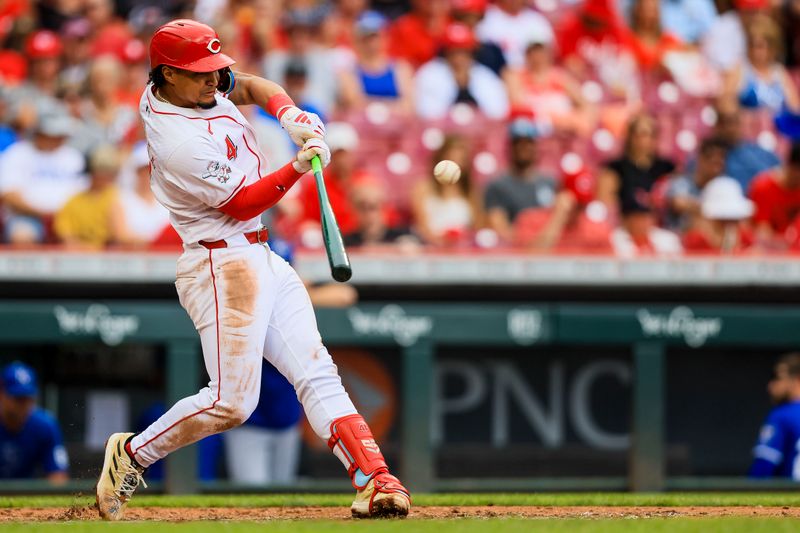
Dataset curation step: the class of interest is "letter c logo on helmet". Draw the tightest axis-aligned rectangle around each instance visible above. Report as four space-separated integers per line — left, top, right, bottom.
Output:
207 38 221 54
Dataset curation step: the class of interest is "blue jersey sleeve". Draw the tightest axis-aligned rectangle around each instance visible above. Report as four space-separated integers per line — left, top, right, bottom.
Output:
39 414 69 474
749 410 786 478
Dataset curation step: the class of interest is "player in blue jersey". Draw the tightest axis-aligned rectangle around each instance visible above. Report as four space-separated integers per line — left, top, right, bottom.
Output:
0 362 68 483
749 353 800 479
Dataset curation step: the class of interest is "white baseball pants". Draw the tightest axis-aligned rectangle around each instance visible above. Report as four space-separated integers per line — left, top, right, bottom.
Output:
129 238 357 467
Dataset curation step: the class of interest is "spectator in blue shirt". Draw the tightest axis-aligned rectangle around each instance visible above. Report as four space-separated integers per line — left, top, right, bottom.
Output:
0 362 68 483
749 353 800 479
715 104 780 191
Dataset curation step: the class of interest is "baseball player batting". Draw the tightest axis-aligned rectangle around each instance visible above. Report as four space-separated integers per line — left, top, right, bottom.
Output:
95 19 410 520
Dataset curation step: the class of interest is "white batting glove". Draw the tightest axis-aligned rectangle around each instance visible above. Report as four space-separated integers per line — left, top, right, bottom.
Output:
293 138 331 173
280 106 325 146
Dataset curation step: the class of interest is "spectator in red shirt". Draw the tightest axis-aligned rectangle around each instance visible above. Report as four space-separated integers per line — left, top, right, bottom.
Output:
513 157 614 252
749 143 800 246
683 176 755 254
624 0 683 71
387 0 450 69
556 0 632 78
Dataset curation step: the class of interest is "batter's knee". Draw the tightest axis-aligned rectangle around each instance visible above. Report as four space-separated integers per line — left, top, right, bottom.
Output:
213 398 258 430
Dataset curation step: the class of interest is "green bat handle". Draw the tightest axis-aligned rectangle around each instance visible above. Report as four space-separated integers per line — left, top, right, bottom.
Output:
311 155 352 282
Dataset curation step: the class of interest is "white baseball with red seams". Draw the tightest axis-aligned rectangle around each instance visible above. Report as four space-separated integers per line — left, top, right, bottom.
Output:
433 159 461 185
128 84 358 466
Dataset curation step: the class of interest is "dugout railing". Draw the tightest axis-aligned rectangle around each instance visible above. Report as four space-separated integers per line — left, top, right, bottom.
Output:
0 301 798 493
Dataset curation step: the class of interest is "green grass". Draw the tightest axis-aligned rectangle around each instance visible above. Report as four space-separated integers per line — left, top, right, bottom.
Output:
1 492 800 509
0 519 799 533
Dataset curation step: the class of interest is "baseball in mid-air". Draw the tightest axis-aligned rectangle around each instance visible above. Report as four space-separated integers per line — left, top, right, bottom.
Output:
434 159 461 185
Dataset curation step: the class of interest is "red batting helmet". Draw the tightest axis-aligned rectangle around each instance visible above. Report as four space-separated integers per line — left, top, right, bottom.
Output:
149 19 235 72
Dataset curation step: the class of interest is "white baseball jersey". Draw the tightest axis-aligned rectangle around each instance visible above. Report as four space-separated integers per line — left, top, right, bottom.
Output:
139 83 267 243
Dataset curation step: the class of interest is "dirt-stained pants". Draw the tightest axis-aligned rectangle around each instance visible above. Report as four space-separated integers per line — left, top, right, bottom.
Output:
129 238 357 467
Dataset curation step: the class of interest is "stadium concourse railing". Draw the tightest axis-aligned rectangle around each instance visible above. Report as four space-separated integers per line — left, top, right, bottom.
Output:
0 248 800 493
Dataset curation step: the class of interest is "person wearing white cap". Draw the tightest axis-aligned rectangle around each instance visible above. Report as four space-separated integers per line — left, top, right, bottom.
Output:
111 142 171 246
683 176 755 253
0 112 86 244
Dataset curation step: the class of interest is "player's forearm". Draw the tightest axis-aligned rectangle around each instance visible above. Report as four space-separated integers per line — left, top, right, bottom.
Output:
229 71 292 117
218 162 304 221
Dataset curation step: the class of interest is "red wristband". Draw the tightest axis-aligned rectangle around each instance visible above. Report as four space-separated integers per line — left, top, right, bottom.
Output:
266 93 295 120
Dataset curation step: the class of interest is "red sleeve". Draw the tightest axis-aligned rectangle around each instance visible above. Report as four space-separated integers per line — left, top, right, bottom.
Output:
682 229 711 252
555 16 579 60
748 175 771 225
218 162 304 221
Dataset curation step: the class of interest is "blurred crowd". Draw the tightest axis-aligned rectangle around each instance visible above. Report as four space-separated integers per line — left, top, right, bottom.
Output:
3 0 800 256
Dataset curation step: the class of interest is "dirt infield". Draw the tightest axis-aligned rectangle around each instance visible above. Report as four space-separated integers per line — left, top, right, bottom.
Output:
1 504 799 522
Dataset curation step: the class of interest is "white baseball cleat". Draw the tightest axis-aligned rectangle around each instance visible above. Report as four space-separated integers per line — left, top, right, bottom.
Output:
351 472 411 518
95 432 147 521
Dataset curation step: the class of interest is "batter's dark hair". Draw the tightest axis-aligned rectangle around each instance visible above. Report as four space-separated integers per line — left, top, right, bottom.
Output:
148 65 167 88
777 353 800 377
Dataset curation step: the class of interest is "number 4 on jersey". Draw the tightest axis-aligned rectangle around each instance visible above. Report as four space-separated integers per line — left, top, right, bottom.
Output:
225 134 238 161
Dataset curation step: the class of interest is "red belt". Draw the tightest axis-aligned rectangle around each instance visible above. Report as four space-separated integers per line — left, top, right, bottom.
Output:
198 228 269 249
